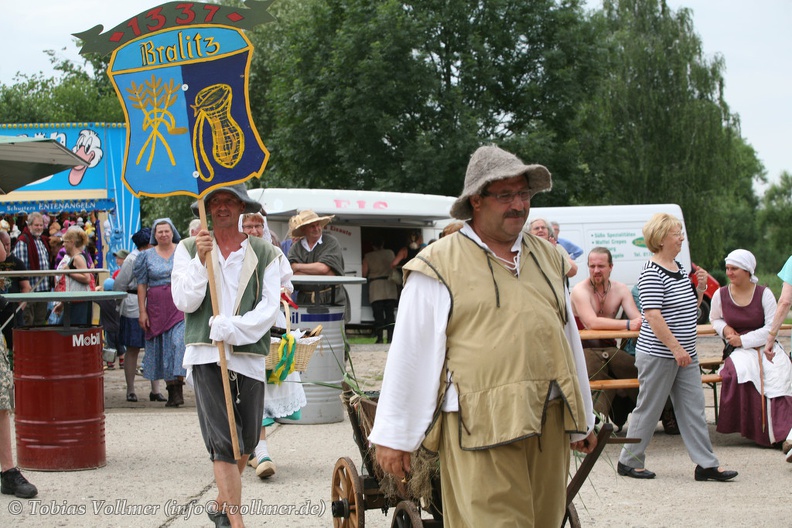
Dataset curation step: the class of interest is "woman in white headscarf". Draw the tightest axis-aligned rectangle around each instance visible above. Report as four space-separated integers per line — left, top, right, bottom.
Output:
711 249 792 459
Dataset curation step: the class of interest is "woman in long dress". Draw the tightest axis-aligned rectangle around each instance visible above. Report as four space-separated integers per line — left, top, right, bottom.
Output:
710 249 792 462
134 219 186 407
712 249 792 460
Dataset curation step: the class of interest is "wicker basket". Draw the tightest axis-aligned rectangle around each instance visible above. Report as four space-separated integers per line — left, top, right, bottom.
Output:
266 300 322 372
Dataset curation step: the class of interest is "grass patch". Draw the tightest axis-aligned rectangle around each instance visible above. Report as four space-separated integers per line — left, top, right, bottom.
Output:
347 336 379 345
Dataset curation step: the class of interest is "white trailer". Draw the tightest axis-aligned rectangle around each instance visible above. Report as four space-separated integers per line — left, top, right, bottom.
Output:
248 192 704 325
528 203 692 290
247 188 456 325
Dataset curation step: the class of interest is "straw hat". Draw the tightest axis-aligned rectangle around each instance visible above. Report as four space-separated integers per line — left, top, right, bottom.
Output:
289 210 335 238
450 145 552 220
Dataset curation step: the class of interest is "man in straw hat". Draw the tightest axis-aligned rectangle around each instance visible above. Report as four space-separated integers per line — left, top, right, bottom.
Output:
287 209 350 322
172 183 282 527
369 145 596 526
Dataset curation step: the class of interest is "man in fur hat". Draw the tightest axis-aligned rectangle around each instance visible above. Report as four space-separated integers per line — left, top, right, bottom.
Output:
369 145 596 527
287 209 350 322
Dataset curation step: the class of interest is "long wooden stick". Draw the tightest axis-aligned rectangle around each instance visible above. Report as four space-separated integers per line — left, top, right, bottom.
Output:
198 199 241 460
757 348 766 433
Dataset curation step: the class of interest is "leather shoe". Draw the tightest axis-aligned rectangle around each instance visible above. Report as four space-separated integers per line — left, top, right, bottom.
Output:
617 462 655 479
149 392 167 402
126 393 138 402
694 465 737 482
207 510 231 527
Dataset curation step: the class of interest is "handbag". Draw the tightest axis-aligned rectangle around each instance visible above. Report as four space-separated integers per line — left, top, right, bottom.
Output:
54 273 67 292
389 268 403 286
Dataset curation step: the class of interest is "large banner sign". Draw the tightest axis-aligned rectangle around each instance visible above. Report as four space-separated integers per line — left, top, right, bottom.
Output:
76 1 274 199
0 123 140 270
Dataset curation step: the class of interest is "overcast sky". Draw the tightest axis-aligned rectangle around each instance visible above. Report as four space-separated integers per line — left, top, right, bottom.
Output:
1 0 789 185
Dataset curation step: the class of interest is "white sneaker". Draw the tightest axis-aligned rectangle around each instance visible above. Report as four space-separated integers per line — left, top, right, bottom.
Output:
785 445 792 463
247 454 258 470
256 457 276 479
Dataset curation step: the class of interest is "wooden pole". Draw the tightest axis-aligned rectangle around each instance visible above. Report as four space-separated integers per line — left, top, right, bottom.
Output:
757 348 766 433
198 198 241 460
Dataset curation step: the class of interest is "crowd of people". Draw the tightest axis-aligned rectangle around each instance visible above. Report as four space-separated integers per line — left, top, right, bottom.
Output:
3 145 792 525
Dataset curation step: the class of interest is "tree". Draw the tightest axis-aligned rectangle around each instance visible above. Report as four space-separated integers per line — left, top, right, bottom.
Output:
578 0 763 268
758 171 792 273
0 51 122 123
250 0 601 201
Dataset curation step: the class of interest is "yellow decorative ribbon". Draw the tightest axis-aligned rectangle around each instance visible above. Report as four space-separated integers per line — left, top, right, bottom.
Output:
267 333 296 384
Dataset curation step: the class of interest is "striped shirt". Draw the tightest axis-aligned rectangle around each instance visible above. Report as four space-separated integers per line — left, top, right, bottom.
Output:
635 260 698 359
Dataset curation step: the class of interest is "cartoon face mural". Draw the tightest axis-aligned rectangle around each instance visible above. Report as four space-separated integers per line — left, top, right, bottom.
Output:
69 129 104 186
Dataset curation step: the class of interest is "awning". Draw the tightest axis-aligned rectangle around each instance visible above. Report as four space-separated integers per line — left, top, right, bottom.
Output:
0 136 86 194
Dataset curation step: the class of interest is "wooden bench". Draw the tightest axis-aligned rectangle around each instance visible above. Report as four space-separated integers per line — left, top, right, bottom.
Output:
588 373 724 422
589 373 722 392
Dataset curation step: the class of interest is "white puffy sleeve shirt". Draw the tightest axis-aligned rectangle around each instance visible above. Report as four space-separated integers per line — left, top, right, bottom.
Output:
171 239 281 383
368 225 594 452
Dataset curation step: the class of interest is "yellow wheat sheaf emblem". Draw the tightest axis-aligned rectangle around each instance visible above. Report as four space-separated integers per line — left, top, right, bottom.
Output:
126 75 188 171
191 84 244 182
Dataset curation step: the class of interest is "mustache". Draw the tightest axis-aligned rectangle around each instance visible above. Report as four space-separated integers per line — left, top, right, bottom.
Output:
504 209 526 219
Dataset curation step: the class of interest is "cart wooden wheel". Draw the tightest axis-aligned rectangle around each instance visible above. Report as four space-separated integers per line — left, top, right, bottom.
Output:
391 500 423 528
564 503 582 528
331 456 365 528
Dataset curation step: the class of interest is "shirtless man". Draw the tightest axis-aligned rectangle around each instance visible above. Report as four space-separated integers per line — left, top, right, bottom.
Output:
571 247 641 429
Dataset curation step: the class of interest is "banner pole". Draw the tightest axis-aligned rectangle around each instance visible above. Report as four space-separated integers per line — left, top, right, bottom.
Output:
198 198 241 460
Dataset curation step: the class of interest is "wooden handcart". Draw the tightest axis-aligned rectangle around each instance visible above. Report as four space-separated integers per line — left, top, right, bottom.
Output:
331 385 636 528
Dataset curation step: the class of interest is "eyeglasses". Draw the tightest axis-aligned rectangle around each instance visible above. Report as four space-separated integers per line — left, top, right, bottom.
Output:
242 224 264 230
480 189 532 204
670 231 685 239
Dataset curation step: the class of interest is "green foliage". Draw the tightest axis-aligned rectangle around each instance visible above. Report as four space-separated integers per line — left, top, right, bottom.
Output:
0 51 122 123
0 0 776 257
757 171 792 272
251 0 600 200
579 0 764 269
139 195 198 237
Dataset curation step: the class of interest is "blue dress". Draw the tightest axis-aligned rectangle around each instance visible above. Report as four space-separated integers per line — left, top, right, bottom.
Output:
133 248 186 380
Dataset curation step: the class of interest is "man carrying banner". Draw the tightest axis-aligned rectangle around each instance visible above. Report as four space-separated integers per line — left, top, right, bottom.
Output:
172 184 280 528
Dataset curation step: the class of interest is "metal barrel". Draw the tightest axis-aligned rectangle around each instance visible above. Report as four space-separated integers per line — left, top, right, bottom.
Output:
292 305 346 424
13 326 106 471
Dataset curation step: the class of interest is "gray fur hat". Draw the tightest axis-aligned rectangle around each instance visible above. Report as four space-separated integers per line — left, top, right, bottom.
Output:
450 145 552 220
190 183 261 216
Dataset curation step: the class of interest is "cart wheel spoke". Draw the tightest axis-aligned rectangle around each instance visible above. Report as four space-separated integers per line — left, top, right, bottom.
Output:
331 457 365 528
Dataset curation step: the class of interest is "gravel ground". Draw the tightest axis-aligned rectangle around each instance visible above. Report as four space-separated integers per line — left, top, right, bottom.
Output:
95 334 791 527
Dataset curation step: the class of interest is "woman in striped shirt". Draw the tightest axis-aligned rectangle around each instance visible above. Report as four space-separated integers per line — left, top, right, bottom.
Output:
617 213 738 482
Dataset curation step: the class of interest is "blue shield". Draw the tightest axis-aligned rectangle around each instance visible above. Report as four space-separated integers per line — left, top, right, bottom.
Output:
109 26 269 198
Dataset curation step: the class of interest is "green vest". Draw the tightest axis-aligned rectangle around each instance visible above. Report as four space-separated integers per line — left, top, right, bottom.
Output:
407 232 588 451
182 235 278 356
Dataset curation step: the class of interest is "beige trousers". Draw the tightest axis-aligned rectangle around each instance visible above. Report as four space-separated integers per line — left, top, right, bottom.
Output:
439 399 570 528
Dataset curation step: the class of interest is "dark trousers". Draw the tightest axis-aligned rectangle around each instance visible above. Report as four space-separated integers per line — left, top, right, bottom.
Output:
371 299 396 343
